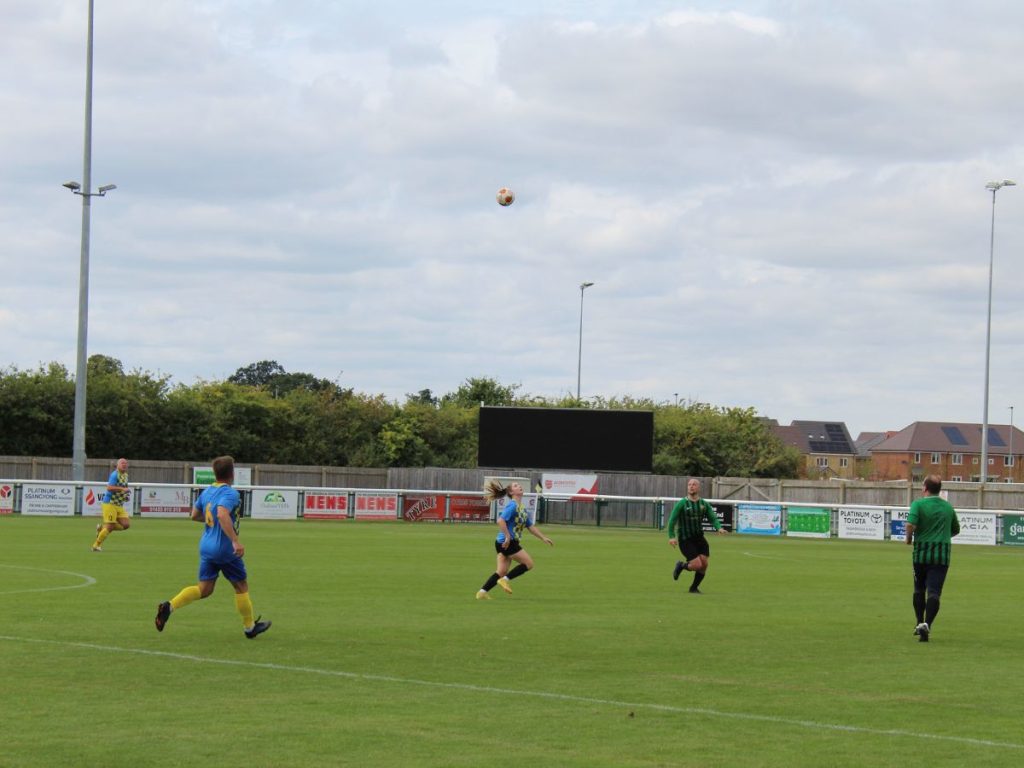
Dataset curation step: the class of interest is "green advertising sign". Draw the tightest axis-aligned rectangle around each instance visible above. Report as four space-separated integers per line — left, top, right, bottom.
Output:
193 468 215 485
787 506 831 538
1003 514 1024 546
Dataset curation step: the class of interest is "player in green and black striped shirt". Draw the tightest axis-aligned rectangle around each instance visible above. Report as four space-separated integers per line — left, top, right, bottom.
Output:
667 478 728 594
905 474 960 643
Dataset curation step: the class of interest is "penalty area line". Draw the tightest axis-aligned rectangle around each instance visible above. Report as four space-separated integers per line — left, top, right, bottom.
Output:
0 634 1020 751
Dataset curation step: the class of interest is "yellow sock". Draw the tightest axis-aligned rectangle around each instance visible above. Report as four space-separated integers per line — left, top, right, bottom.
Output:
170 585 202 611
235 592 255 629
94 527 110 546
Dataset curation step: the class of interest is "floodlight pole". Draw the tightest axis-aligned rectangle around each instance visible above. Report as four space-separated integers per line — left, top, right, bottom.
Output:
981 180 1015 485
1010 406 1015 481
67 0 116 481
576 282 594 401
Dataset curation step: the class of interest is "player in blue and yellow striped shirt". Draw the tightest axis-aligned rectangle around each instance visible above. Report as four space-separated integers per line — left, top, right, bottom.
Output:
91 458 131 551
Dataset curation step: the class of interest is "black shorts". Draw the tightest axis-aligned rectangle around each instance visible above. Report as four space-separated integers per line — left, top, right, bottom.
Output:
913 563 949 597
680 536 710 561
495 539 523 557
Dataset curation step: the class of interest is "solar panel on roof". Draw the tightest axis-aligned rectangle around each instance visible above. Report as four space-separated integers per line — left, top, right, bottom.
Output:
941 426 968 446
809 440 852 453
988 429 1006 447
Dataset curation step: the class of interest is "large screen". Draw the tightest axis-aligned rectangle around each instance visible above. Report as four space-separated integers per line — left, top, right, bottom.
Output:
478 407 653 472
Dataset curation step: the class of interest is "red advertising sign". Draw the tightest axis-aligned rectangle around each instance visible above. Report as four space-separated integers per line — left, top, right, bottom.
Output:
353 492 398 520
448 494 490 522
0 484 13 515
402 495 445 522
304 492 350 520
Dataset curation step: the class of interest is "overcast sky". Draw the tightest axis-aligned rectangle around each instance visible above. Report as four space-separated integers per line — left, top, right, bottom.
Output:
3 1 1023 439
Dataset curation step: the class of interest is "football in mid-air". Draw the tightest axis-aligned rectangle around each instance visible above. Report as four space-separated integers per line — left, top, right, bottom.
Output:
496 187 515 206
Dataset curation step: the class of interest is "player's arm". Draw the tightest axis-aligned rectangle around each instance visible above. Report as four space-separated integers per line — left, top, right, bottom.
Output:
496 515 512 549
527 524 553 546
190 502 205 523
951 512 960 538
106 474 127 493
904 523 915 545
216 505 244 556
705 501 728 534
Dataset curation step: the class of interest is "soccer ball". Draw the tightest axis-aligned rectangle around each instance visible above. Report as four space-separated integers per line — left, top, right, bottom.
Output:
496 187 515 206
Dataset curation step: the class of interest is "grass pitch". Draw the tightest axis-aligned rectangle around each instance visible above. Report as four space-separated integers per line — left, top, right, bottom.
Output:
1 516 1022 767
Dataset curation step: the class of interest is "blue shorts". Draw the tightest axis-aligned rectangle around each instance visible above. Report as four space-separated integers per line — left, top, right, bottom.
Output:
198 554 247 584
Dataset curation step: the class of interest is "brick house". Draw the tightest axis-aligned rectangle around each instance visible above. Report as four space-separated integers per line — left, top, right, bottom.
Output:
769 420 857 479
870 421 1024 482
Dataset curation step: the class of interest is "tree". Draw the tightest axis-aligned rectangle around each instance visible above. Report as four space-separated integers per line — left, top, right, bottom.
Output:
0 363 74 455
228 360 286 387
440 377 519 408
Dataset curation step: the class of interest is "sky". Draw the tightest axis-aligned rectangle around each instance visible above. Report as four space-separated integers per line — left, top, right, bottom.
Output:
2 1 1023 440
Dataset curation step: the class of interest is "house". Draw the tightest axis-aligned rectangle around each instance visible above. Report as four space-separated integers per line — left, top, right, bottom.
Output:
870 421 1024 482
770 420 857 479
853 431 897 479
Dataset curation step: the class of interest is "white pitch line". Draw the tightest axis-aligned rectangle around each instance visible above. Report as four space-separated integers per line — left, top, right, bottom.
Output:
0 634 1020 751
0 565 97 595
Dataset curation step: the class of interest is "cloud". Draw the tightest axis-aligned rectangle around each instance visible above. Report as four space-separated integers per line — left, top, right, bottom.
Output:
2 0 1023 441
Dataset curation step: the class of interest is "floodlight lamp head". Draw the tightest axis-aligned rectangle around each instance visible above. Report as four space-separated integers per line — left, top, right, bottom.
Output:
63 181 81 191
581 281 595 289
986 180 1016 191
97 184 117 194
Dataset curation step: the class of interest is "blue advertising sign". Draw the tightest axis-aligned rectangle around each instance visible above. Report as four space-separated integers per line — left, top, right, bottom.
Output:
736 503 782 536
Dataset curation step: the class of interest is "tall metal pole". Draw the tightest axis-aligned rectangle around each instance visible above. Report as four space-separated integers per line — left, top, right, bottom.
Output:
576 282 594 401
1010 405 1015 481
981 180 1016 484
72 0 96 482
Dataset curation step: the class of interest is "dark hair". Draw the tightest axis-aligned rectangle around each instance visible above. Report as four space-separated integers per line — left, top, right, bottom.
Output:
923 474 942 495
212 455 235 482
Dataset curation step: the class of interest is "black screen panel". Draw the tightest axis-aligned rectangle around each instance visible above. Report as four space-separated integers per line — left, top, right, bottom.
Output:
478 407 653 472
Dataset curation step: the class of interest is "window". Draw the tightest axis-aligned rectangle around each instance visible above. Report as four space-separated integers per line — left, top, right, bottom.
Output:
1005 456 1015 467
815 457 829 468
930 453 941 464
973 457 979 464
951 476 962 482
952 454 963 465
913 452 921 463
839 457 849 468
989 457 995 465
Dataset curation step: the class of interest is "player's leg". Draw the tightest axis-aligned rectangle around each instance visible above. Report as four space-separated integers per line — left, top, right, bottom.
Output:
497 542 528 593
923 565 948 628
688 539 710 593
223 559 269 638
911 563 930 640
92 503 119 549
116 514 131 531
156 556 219 631
506 548 534 578
478 544 509 598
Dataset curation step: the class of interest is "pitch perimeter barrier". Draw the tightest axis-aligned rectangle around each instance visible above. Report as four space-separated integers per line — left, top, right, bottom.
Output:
1 479 1022 547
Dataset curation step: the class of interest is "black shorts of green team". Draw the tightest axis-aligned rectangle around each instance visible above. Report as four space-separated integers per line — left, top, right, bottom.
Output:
495 539 523 557
679 536 710 562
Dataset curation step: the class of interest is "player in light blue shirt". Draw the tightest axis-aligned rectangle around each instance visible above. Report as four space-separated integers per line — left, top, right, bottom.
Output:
154 456 271 639
476 479 553 599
